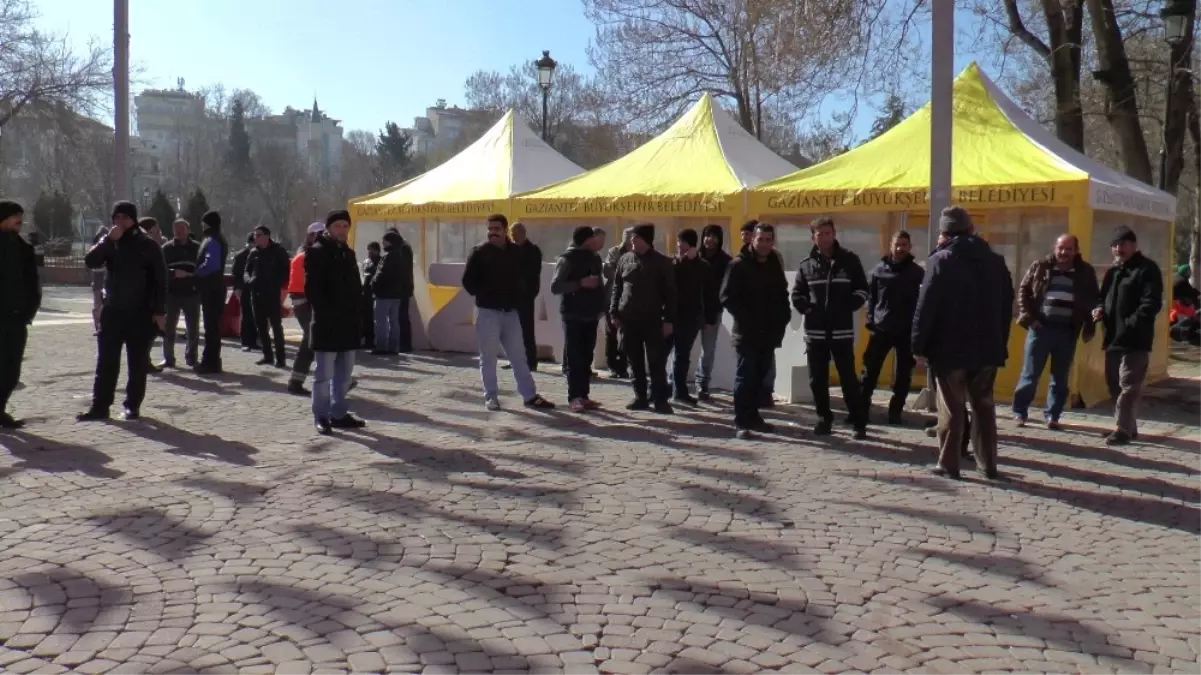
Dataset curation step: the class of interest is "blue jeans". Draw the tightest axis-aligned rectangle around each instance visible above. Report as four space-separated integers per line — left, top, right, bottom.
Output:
695 322 720 391
477 308 537 401
669 318 702 397
374 298 402 353
734 346 773 427
313 350 355 421
1012 324 1077 421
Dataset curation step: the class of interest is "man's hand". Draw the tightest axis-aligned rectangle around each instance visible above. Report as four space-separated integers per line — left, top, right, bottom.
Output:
1091 307 1104 322
233 289 241 300
107 224 125 241
153 314 166 332
580 275 599 289
173 269 191 279
915 356 928 370
662 322 673 338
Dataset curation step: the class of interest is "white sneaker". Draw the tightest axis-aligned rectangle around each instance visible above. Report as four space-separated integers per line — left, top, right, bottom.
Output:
485 398 501 411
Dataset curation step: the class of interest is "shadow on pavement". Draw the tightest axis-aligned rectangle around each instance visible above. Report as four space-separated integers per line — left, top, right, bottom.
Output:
902 547 1050 586
125 420 259 466
88 506 216 560
930 595 1124 658
12 564 134 634
176 475 270 504
674 481 789 524
671 525 806 570
1002 433 1198 475
989 476 1201 535
1003 454 1201 503
154 370 235 395
0 430 123 478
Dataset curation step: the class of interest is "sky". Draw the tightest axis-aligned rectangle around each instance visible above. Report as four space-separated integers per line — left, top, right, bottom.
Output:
36 0 990 141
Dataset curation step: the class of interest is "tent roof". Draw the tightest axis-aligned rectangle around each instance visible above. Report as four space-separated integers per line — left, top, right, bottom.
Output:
514 93 798 218
351 110 583 219
752 63 1175 221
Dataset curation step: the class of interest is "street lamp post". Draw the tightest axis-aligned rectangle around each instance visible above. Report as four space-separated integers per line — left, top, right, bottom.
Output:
1157 0 1193 191
311 197 318 220
535 50 557 141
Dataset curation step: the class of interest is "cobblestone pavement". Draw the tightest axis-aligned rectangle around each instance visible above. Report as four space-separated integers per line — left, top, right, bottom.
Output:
0 287 1198 674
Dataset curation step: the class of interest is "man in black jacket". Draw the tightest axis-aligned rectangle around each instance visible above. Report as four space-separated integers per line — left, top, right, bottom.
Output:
306 211 367 435
669 228 711 405
859 230 924 425
245 226 291 368
1093 226 1163 446
696 224 732 400
231 232 258 352
913 206 1013 479
361 241 381 350
610 223 678 414
463 214 555 412
602 228 634 378
194 211 229 374
0 200 40 429
372 230 415 355
158 218 200 368
79 201 168 421
722 223 790 439
551 226 606 410
791 216 870 438
509 221 543 371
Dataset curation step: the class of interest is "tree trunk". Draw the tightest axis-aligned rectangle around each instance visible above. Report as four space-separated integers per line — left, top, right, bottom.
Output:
1189 90 1201 291
1086 0 1154 185
1162 3 1196 195
1043 0 1085 152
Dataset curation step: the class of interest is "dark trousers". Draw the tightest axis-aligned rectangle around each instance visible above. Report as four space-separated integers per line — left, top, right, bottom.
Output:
0 321 28 413
200 281 227 368
252 292 286 364
808 339 864 427
239 291 258 348
734 346 773 428
163 294 200 366
669 318 702 397
605 315 627 375
622 320 669 403
398 297 413 352
518 296 538 370
859 331 914 418
92 307 153 412
361 292 375 348
563 319 599 401
290 300 316 384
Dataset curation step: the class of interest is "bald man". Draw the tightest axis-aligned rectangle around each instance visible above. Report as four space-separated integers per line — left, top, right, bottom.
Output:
1013 233 1099 429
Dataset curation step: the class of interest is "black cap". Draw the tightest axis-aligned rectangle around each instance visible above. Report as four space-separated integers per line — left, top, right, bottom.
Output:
201 210 222 229
632 223 655 246
0 199 24 221
677 228 698 248
112 201 138 223
326 209 351 227
1110 226 1137 246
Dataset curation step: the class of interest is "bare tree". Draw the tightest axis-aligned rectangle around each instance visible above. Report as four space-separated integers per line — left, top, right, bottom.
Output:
252 142 310 245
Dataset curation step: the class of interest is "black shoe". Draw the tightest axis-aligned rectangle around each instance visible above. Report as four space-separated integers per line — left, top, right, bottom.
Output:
193 363 222 375
76 408 110 422
760 395 775 409
750 419 774 434
887 413 904 426
155 360 175 370
370 349 389 356
241 345 255 352
120 408 140 421
697 389 711 401
735 428 753 440
523 395 556 410
673 394 698 406
852 426 868 440
330 414 366 429
980 467 999 480
626 398 650 411
255 358 273 366
813 419 832 436
930 464 961 480
653 400 674 415
315 418 332 435
0 413 25 429
184 356 198 368
609 370 629 379
287 381 310 397
347 378 358 392
1105 430 1131 446
274 360 288 369
501 363 513 370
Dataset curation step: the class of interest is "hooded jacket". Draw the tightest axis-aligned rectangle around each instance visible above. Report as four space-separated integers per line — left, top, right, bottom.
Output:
912 234 1014 371
0 230 41 324
866 254 924 341
373 232 415 300
84 225 167 316
1098 251 1163 353
551 244 606 322
609 246 677 325
790 242 869 342
245 241 291 295
720 246 791 351
1017 253 1099 341
304 232 362 352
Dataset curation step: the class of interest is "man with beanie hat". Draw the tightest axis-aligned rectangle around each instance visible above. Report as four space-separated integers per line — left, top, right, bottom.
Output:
669 228 712 405
306 210 367 434
913 205 1013 479
1093 225 1163 446
0 200 40 428
602 227 635 378
194 210 229 374
285 223 326 396
78 201 168 421
609 222 677 413
230 232 259 353
696 224 731 399
551 226 606 410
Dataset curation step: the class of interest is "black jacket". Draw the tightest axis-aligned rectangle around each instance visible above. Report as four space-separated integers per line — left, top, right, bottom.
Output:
1099 251 1163 353
373 240 415 300
231 247 253 291
721 248 791 351
463 241 526 311
866 254 924 341
609 248 677 325
912 235 1014 371
551 244 606 322
0 231 41 324
516 240 543 299
700 245 732 325
790 242 869 342
162 237 200 296
673 254 712 326
304 232 363 352
84 226 167 316
245 241 291 296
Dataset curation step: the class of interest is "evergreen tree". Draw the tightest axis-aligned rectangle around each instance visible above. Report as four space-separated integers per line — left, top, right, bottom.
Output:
185 188 210 238
225 99 254 179
374 121 414 187
32 192 52 237
49 191 73 240
149 189 176 235
866 94 907 142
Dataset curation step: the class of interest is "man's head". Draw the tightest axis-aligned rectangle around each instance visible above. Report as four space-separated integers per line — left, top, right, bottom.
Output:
245 232 256 246
810 216 836 253
368 241 382 258
305 221 324 247
622 226 636 248
486 213 508 247
0 200 24 233
631 223 655 254
253 226 272 248
325 209 351 242
112 201 138 230
753 223 776 259
1110 226 1138 262
510 221 527 244
382 230 402 252
172 219 190 241
571 225 595 251
740 220 758 247
591 227 606 252
1054 234 1079 266
140 217 160 239
201 210 221 235
702 224 723 251
891 230 912 260
677 228 699 258
938 205 973 238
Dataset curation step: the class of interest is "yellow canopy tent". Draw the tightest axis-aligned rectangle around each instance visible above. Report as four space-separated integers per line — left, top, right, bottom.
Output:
749 63 1176 407
512 92 797 252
